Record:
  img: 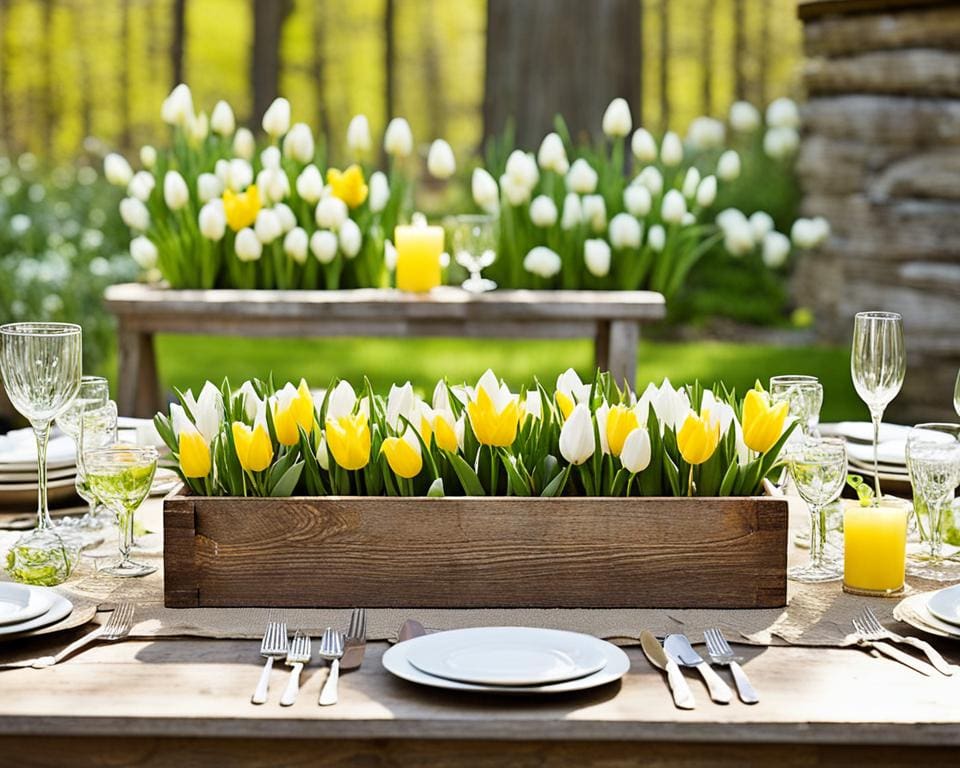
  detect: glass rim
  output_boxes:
[854,311,902,321]
[445,213,498,225]
[0,322,82,337]
[84,444,158,461]
[770,375,821,386]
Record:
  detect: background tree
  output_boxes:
[251,0,293,123]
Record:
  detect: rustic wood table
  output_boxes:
[103,283,666,417]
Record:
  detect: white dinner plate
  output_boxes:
[383,630,629,694]
[892,592,960,640]
[0,431,75,468]
[846,440,906,467]
[833,422,911,444]
[0,476,77,493]
[0,466,77,483]
[0,590,72,637]
[0,583,55,626]
[926,585,960,628]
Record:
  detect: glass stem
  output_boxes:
[33,420,53,530]
[809,504,825,569]
[928,501,944,564]
[117,507,133,567]
[870,408,884,502]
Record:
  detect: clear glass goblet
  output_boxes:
[73,400,119,534]
[770,375,823,439]
[448,214,498,293]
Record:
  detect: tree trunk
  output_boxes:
[41,0,55,155]
[312,0,329,143]
[758,0,770,107]
[75,0,93,143]
[384,0,395,121]
[171,0,186,89]
[733,0,747,101]
[251,0,293,124]
[483,0,643,148]
[658,0,669,131]
[119,0,132,150]
[700,0,716,116]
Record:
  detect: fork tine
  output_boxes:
[347,609,360,638]
[715,629,732,654]
[358,608,366,640]
[862,607,883,633]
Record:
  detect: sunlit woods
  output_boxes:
[0,0,801,161]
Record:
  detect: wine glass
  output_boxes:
[769,375,823,439]
[84,445,158,577]
[954,368,959,418]
[788,437,848,583]
[55,376,109,533]
[851,312,905,503]
[72,400,119,533]
[448,214,498,293]
[905,423,960,582]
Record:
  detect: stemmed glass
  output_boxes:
[55,376,109,533]
[72,400,119,534]
[788,437,848,583]
[851,312,905,502]
[769,375,823,439]
[448,214,498,293]
[905,423,960,581]
[954,369,960,418]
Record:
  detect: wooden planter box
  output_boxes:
[163,491,788,609]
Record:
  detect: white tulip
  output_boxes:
[197,173,223,203]
[324,380,358,421]
[188,111,209,143]
[764,127,799,159]
[198,200,226,241]
[716,207,749,232]
[183,382,224,445]
[584,238,611,277]
[791,217,829,249]
[623,184,652,217]
[647,379,691,432]
[537,132,568,174]
[648,224,666,253]
[346,114,372,155]
[682,167,701,199]
[339,218,362,258]
[368,171,390,213]
[104,153,133,186]
[161,83,194,127]
[762,231,791,268]
[384,117,414,157]
[811,216,831,244]
[729,100,760,132]
[128,171,155,202]
[565,158,598,194]
[236,381,261,421]
[315,195,349,230]
[529,195,558,228]
[631,128,657,163]
[695,175,717,208]
[620,428,652,473]
[273,203,296,233]
[254,208,282,244]
[661,189,687,224]
[163,171,189,210]
[766,97,800,129]
[310,229,338,264]
[559,403,595,466]
[256,167,290,203]
[609,213,642,249]
[386,382,417,429]
[296,164,324,203]
[119,197,150,230]
[315,433,330,470]
[139,145,157,170]
[523,246,562,278]
[748,211,774,242]
[261,146,281,170]
[283,227,309,264]
[130,236,158,270]
[427,139,456,179]
[261,97,291,138]
[384,238,398,271]
[471,168,499,214]
[687,116,725,150]
[210,100,235,136]
[602,97,632,138]
[582,194,606,233]
[636,166,663,196]
[523,390,543,420]
[225,158,253,192]
[723,218,755,256]
[500,173,532,206]
[235,227,262,262]
[556,368,591,407]
[505,149,539,191]
[283,123,315,163]
[660,131,683,166]
[232,127,255,160]
[560,192,583,230]
[682,212,696,227]
[716,149,741,181]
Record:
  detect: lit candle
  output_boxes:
[843,499,908,596]
[395,217,444,293]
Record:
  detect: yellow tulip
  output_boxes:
[742,389,789,453]
[433,411,461,452]
[555,390,575,421]
[272,380,315,446]
[381,429,422,479]
[232,421,274,472]
[325,412,371,471]
[677,408,720,465]
[327,165,368,209]
[467,386,520,447]
[606,404,639,457]
[178,430,211,478]
[222,184,262,231]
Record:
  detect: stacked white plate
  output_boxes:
[382,626,630,694]
[0,583,74,637]
[894,584,960,640]
[824,422,912,488]
[0,428,78,510]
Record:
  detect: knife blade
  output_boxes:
[397,619,427,643]
[640,630,695,710]
[664,634,732,704]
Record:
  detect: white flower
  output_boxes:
[471,168,499,214]
[224,158,253,192]
[273,203,296,233]
[500,173,531,206]
[235,227,262,262]
[324,380,358,421]
[749,211,774,241]
[523,246,562,278]
[718,209,755,256]
[130,236,158,270]
[631,128,657,163]
[235,381,261,421]
[565,158,598,194]
[762,231,791,268]
[556,368,591,407]
[729,100,760,132]
[198,200,226,241]
[602,97,632,137]
[384,239,397,271]
[161,83,193,127]
[609,213,642,249]
[119,197,149,230]
[647,379,691,431]
[282,123,315,163]
[385,382,417,429]
[104,153,133,186]
[283,227,309,264]
[505,150,539,191]
[682,167,701,199]
[139,145,157,170]
[188,112,209,143]
[163,171,189,210]
[262,97,291,138]
[368,171,390,213]
[764,127,800,159]
[210,100,235,136]
[559,404,595,465]
[197,173,223,203]
[315,195,349,230]
[661,189,687,224]
[636,166,663,196]
[529,195,558,228]
[811,216,831,243]
[537,132,568,173]
[620,428,652,473]
[254,208,282,244]
[426,139,456,179]
[584,238,611,277]
[346,114,372,155]
[682,212,696,226]
[696,175,717,208]
[232,128,255,160]
[261,146,282,170]
[582,194,607,233]
[256,167,290,204]
[561,193,583,230]
[648,224,666,253]
[624,184,652,217]
[310,230,338,264]
[339,218,362,258]
[182,382,224,445]
[766,97,800,129]
[716,149,741,181]
[296,164,324,203]
[660,131,683,166]
[686,116,725,150]
[791,217,830,249]
[128,171,155,202]
[384,117,413,157]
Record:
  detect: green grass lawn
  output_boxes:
[123,335,863,423]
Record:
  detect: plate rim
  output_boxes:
[0,583,55,626]
[926,585,960,628]
[0,589,72,636]
[893,592,960,639]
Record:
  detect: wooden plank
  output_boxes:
[166,495,788,609]
[163,495,199,608]
[799,0,955,22]
[605,320,639,391]
[802,95,960,146]
[805,49,960,98]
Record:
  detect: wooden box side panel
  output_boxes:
[163,495,199,607]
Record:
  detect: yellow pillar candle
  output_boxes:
[843,500,908,596]
[395,222,444,292]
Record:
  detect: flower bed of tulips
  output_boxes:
[154,369,794,499]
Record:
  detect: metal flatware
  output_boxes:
[640,630,695,710]
[251,620,288,705]
[664,634,732,704]
[704,628,758,704]
[341,608,367,671]
[852,617,937,677]
[31,602,134,669]
[279,631,312,707]
[397,619,427,643]
[858,607,955,677]
[317,626,345,706]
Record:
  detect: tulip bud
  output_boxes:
[636,166,663,196]
[560,192,583,230]
[763,127,799,159]
[695,175,717,208]
[368,171,390,213]
[427,139,456,179]
[762,230,791,268]
[722,216,755,256]
[161,83,194,127]
[128,170,155,202]
[104,153,133,186]
[602,97,632,138]
[504,149,539,192]
[310,229,338,264]
[523,246,562,278]
[139,145,157,170]
[686,116,725,150]
[119,197,150,231]
[582,194,606,233]
[623,184,651,217]
[273,203,296,233]
[716,149,741,181]
[339,218,362,258]
[529,195,558,228]
[261,146,282,170]
[254,208,282,244]
[729,100,760,132]
[384,117,414,157]
[811,216,831,244]
[559,403,595,466]
[130,236,158,270]
[648,224,666,253]
[261,97,291,138]
[565,158,598,194]
[346,114,372,155]
[316,432,330,470]
[661,189,687,224]
[631,128,657,163]
[163,171,188,211]
[232,127,255,160]
[749,211,774,242]
[255,167,290,204]
[499,174,529,206]
[537,132,568,174]
[315,195,348,230]
[384,238,398,271]
[791,217,829,249]
[296,165,325,204]
[283,123,315,163]
[283,227,309,264]
[609,213,642,249]
[197,173,223,203]
[210,100,235,136]
[660,131,683,166]
[620,428,652,473]
[471,168,500,214]
[682,167,701,199]
[766,97,800,129]
[198,200,227,241]
[235,227,262,262]
[584,238,611,277]
[225,158,253,192]
[188,111,209,143]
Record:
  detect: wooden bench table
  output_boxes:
[103,283,666,417]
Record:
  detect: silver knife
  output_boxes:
[640,630,695,710]
[858,639,936,677]
[665,634,732,704]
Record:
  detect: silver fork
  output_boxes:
[279,630,312,706]
[317,625,345,706]
[858,607,955,677]
[32,602,135,668]
[251,620,288,705]
[852,616,936,676]
[703,628,758,704]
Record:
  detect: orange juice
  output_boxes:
[395,224,444,292]
[843,500,908,595]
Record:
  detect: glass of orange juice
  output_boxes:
[842,498,908,596]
